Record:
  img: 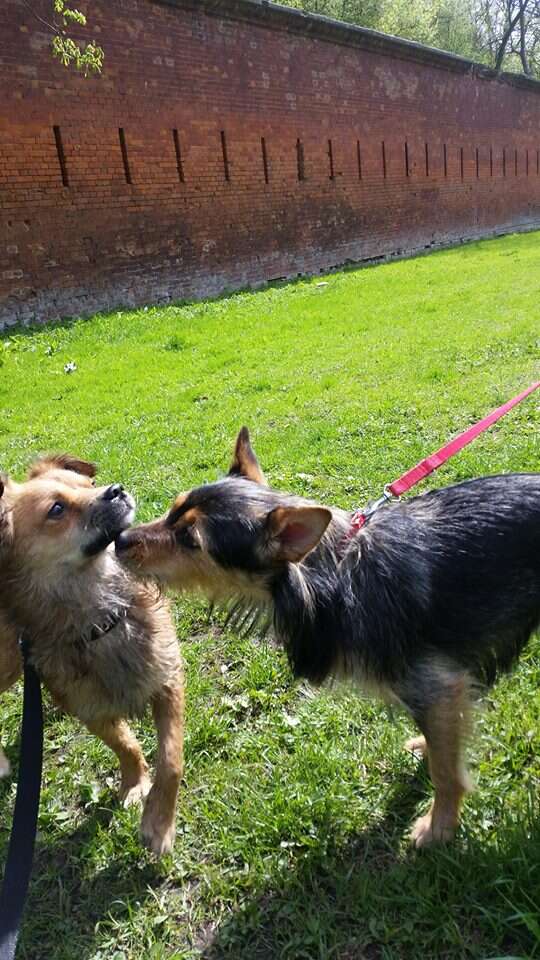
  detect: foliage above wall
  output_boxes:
[280,0,540,77]
[20,0,540,79]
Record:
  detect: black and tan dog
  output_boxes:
[0,454,183,856]
[116,428,540,847]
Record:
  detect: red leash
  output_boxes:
[348,380,540,535]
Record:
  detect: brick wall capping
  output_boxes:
[154,0,540,92]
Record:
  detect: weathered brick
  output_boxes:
[1,0,540,329]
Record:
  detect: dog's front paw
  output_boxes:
[0,748,11,779]
[404,736,427,758]
[140,808,176,857]
[119,775,152,808]
[410,809,456,848]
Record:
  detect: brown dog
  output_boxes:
[0,454,184,856]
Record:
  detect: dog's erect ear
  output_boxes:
[228,427,266,485]
[28,454,97,480]
[266,505,332,563]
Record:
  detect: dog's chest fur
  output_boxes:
[5,553,179,723]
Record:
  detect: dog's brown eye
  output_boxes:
[48,501,65,519]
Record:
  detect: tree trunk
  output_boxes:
[494,0,527,71]
[519,0,532,72]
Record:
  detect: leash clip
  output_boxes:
[348,484,397,536]
[361,484,397,522]
[365,484,396,518]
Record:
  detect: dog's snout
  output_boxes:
[115,530,135,554]
[102,483,125,501]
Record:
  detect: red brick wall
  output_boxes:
[2,0,540,328]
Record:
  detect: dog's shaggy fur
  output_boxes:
[0,454,184,856]
[117,429,540,847]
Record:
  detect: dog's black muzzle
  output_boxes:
[102,483,126,502]
[83,485,135,557]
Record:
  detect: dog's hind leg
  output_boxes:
[141,673,184,857]
[86,717,151,806]
[402,668,473,848]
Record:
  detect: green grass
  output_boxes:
[1,231,539,960]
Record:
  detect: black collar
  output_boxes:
[84,607,129,645]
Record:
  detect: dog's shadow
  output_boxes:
[199,768,427,959]
[200,766,540,960]
[2,756,539,959]
[1,761,427,960]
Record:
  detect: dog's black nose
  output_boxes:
[102,483,124,501]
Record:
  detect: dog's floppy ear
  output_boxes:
[266,505,331,563]
[228,427,266,485]
[28,454,97,480]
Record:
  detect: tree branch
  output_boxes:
[21,0,62,35]
[494,0,528,70]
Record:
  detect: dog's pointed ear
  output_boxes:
[228,427,266,485]
[266,505,331,563]
[28,454,97,480]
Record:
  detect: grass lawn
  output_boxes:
[1,230,539,960]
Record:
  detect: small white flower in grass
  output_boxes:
[283,713,300,728]
[64,361,77,373]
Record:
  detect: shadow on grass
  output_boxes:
[0,279,296,343]
[201,769,540,960]
[1,760,538,959]
[3,766,424,960]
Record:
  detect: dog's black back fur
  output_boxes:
[148,466,540,704]
[274,474,540,691]
[180,473,540,697]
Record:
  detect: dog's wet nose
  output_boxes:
[103,483,124,501]
[115,529,139,555]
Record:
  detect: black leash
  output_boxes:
[0,635,43,960]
